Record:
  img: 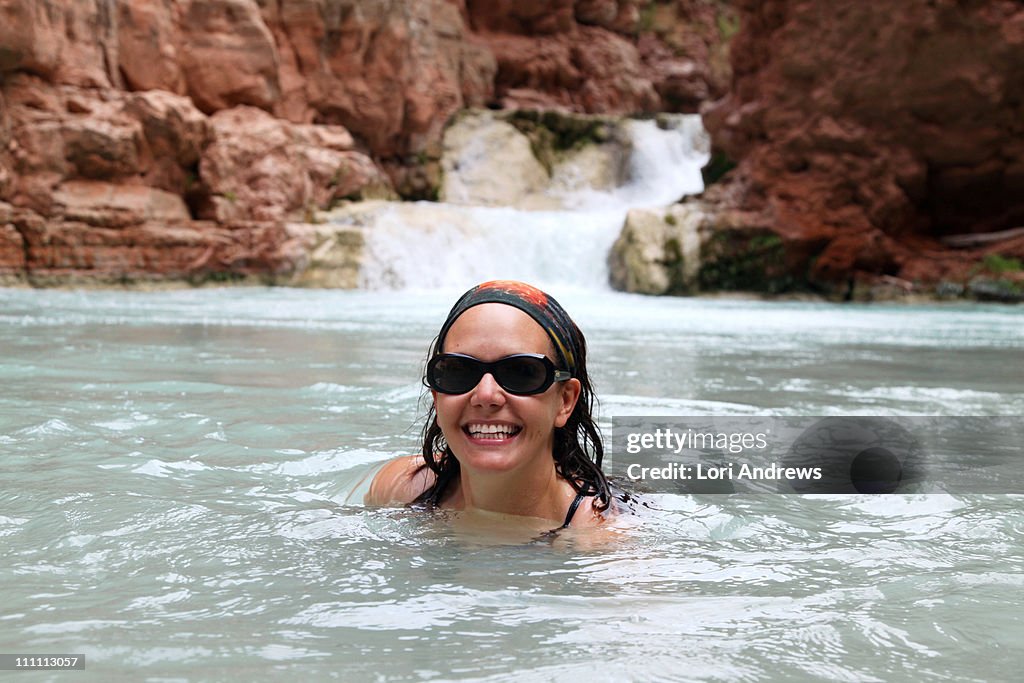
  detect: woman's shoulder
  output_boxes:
[575,483,639,525]
[365,455,436,506]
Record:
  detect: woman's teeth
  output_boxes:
[465,424,521,439]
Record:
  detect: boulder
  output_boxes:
[198,106,393,223]
[439,110,630,209]
[608,204,705,294]
[439,112,550,207]
[609,199,817,296]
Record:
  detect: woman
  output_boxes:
[367,280,612,528]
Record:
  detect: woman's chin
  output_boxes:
[458,454,522,474]
[453,437,525,472]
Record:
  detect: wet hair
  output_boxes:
[413,281,610,510]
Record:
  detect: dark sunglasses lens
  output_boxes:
[431,355,481,393]
[495,356,549,394]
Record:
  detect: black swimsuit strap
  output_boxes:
[561,490,588,528]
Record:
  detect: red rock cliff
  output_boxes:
[701,0,1024,298]
[7,0,1019,297]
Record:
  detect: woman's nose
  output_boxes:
[470,372,506,406]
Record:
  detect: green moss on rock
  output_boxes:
[662,235,693,295]
[504,110,616,174]
[701,151,736,187]
[982,253,1023,274]
[698,229,796,293]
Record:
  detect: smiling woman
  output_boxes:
[366,280,612,529]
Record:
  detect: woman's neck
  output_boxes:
[450,461,573,523]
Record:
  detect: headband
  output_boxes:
[436,280,578,374]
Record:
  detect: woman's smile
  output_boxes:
[462,421,523,442]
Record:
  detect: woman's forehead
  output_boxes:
[442,303,555,357]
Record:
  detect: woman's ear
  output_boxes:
[554,378,581,428]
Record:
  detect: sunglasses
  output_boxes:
[425,353,572,395]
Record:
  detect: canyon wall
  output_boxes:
[697,0,1024,299]
[0,0,728,285]
[3,0,1021,297]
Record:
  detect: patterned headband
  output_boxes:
[436,280,578,374]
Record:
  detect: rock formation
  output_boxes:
[696,0,1024,300]
[0,0,724,286]
[439,109,629,210]
[4,0,1020,299]
[0,73,389,285]
[466,0,730,114]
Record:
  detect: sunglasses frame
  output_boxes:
[425,352,572,396]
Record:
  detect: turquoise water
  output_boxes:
[1,286,1022,681]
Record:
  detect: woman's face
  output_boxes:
[433,303,581,476]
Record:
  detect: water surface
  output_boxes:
[2,287,1022,681]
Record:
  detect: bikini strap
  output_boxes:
[560,490,588,528]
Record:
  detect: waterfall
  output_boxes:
[331,113,710,291]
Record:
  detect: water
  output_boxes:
[1,287,1022,681]
[2,114,1022,680]
[355,116,709,290]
